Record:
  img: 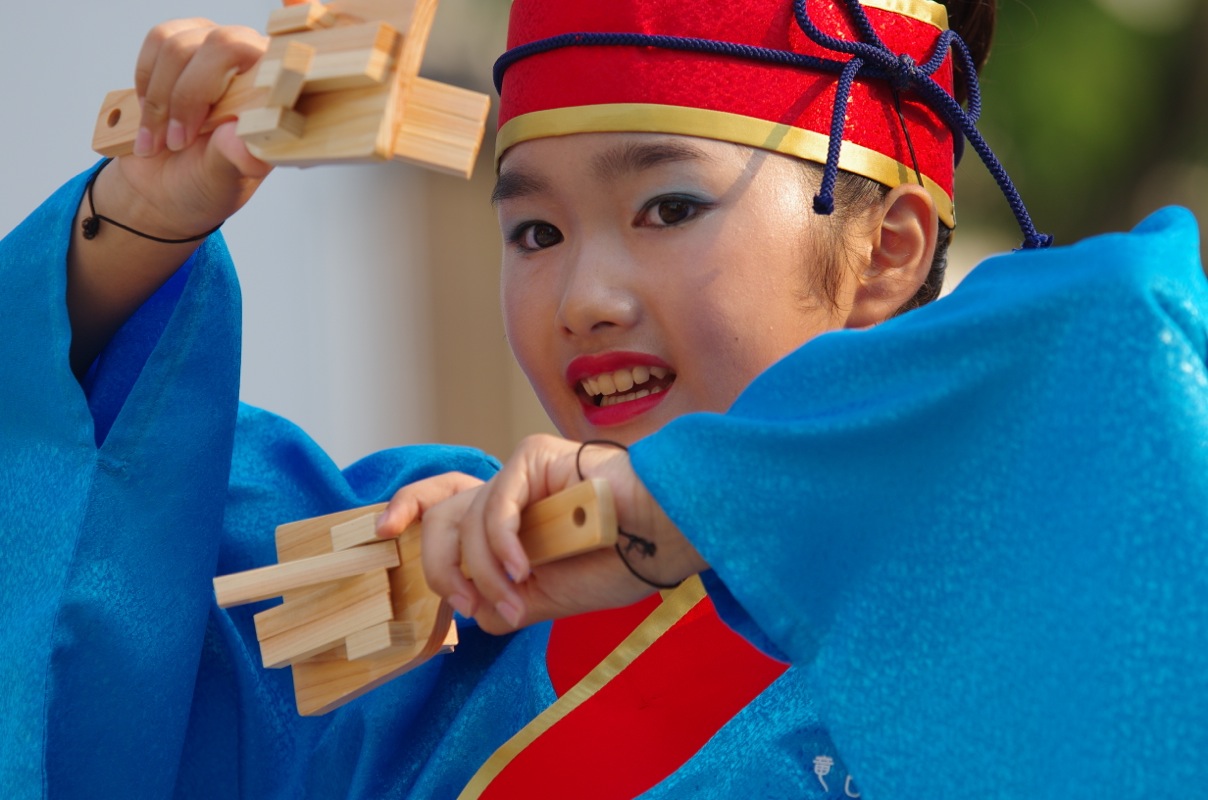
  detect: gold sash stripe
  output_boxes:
[458,577,708,799]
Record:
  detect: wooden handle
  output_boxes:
[213,479,619,607]
[515,478,619,568]
[91,72,266,158]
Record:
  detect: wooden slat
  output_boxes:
[265,40,315,108]
[276,502,388,562]
[253,569,390,641]
[344,620,419,660]
[256,22,400,94]
[236,106,307,147]
[330,512,381,552]
[393,77,490,177]
[213,539,399,608]
[259,589,394,668]
[266,1,338,35]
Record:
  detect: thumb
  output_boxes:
[208,121,272,180]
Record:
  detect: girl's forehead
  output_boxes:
[494,133,746,200]
[493,133,789,210]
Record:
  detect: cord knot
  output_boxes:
[891,53,918,91]
[792,0,1052,248]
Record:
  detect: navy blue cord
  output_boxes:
[494,0,1052,249]
[815,55,864,215]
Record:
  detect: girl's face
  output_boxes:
[496,133,861,445]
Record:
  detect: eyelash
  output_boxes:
[505,194,715,253]
[507,221,562,253]
[636,194,714,228]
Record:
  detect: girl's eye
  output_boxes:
[511,222,564,251]
[637,196,709,228]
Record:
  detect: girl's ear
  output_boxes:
[844,184,939,328]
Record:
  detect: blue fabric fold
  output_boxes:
[632,206,1208,798]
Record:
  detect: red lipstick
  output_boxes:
[567,352,674,428]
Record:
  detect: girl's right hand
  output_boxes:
[104,18,273,240]
[67,11,297,374]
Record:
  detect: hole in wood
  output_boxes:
[573,507,586,527]
[107,108,122,128]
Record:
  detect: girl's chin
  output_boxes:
[563,405,671,446]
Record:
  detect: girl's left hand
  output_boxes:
[417,435,709,634]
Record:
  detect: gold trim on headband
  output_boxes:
[497,104,955,227]
[457,578,708,800]
[861,0,949,31]
[501,0,950,32]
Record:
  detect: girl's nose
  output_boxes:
[555,241,641,338]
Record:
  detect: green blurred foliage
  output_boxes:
[959,0,1208,250]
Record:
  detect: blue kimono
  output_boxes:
[633,206,1208,798]
[0,166,846,799]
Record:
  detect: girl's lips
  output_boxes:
[579,388,670,427]
[567,351,675,428]
[566,351,672,383]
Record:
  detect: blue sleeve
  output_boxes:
[0,163,242,799]
[630,207,1208,798]
[0,166,525,800]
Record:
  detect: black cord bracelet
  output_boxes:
[81,158,222,244]
[576,439,684,591]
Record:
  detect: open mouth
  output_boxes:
[579,365,676,407]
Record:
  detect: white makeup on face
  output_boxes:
[495,133,858,445]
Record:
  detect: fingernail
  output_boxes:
[166,120,185,152]
[505,560,528,583]
[495,599,523,628]
[449,594,473,618]
[133,127,153,157]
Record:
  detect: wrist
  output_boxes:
[584,443,707,589]
[91,158,223,242]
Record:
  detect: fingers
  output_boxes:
[479,457,536,584]
[205,121,272,182]
[424,486,524,625]
[459,484,528,625]
[418,434,687,634]
[134,20,267,157]
[422,435,578,628]
[135,19,213,156]
[420,489,485,619]
[376,472,484,538]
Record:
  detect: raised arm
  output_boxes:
[66,19,272,374]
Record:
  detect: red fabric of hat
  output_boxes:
[496,0,958,225]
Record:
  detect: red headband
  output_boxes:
[496,0,958,226]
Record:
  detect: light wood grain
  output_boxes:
[213,539,399,607]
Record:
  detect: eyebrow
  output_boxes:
[491,170,550,205]
[491,139,714,205]
[590,139,714,184]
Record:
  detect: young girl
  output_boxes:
[2,2,1203,800]
[401,2,1208,798]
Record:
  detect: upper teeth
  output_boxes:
[581,366,668,397]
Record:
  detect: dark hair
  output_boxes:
[812,0,996,315]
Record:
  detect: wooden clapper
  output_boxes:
[92,0,490,177]
[212,480,618,715]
